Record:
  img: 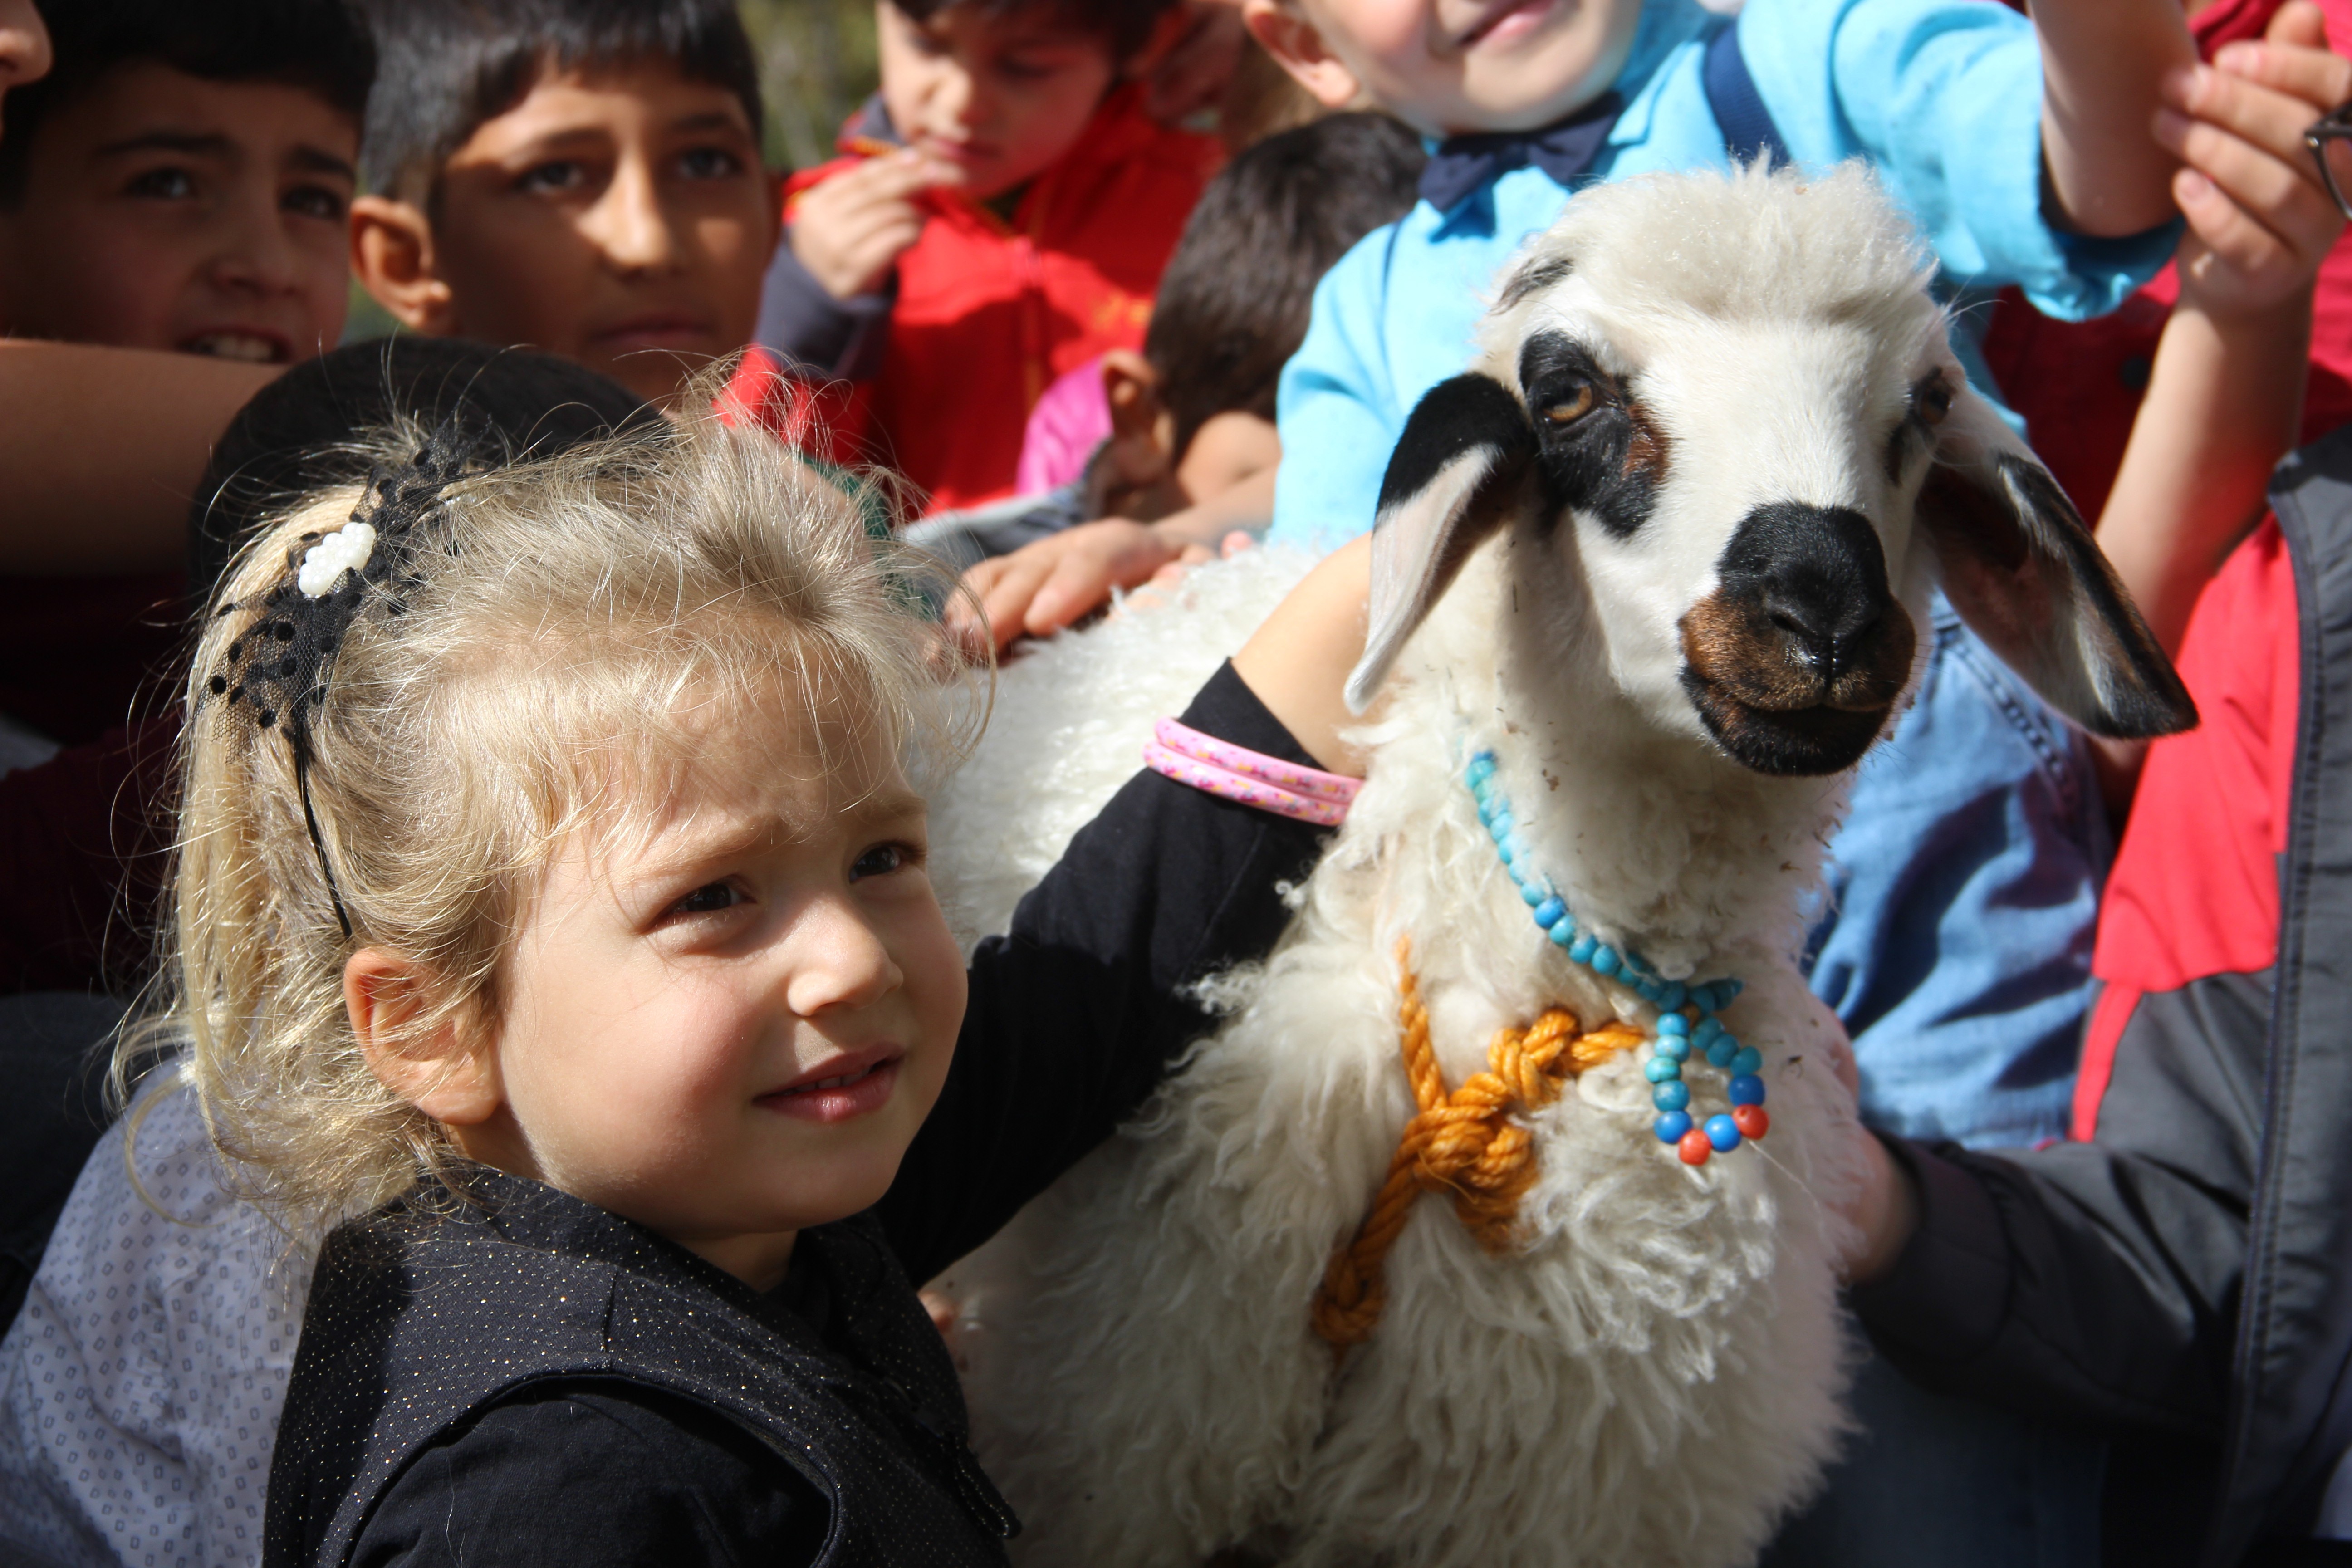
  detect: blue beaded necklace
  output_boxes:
[1465,750,1769,1165]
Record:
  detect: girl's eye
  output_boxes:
[671,882,744,917]
[126,167,198,201]
[282,183,348,221]
[676,146,743,180]
[850,843,912,882]
[517,160,588,194]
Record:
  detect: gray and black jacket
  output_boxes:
[1852,426,2352,1567]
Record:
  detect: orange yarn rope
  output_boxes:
[1309,937,1646,1352]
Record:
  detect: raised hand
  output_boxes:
[2155,0,2352,316]
[787,149,960,301]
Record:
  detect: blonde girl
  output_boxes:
[166,406,1365,1568]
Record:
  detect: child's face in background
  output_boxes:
[0,0,49,123]
[455,692,965,1291]
[362,61,774,407]
[0,62,354,361]
[876,1,1121,201]
[1250,0,1642,136]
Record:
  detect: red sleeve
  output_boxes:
[2072,519,2299,1137]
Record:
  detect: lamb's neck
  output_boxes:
[1478,628,1851,982]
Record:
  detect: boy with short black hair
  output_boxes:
[348,0,777,409]
[0,0,369,367]
[0,0,369,756]
[755,0,1222,514]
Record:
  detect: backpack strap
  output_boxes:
[1702,19,1790,169]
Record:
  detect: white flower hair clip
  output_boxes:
[295,521,378,598]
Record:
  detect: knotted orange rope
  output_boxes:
[1309,937,1646,1352]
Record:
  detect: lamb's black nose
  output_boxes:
[1718,503,1892,682]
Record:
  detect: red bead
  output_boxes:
[1732,1105,1770,1140]
[1677,1129,1713,1166]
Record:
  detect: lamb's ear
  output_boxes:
[1344,372,1536,711]
[1917,383,2196,740]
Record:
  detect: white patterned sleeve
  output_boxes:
[0,1070,313,1568]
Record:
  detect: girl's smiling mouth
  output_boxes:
[756,1047,905,1124]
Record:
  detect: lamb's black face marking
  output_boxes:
[1516,330,1661,538]
[1375,372,1535,515]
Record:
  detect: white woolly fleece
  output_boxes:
[922,167,2047,1568]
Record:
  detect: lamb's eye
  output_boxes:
[1542,384,1597,426]
[1913,375,1954,426]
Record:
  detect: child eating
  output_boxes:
[928,108,1423,597]
[755,0,1221,513]
[186,405,1367,1562]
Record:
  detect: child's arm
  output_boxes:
[0,341,277,573]
[884,543,1370,1279]
[2097,4,2352,658]
[947,469,1277,654]
[2034,0,2198,237]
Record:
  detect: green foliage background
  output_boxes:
[739,0,883,174]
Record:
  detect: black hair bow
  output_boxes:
[204,422,475,938]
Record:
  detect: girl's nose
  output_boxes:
[783,896,903,1019]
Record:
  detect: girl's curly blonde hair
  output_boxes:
[146,407,975,1228]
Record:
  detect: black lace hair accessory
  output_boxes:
[203,422,474,940]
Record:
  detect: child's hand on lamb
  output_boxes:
[2154,0,2352,318]
[789,148,961,301]
[1112,529,1258,618]
[950,517,1189,653]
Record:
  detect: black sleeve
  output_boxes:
[353,1383,829,1568]
[1850,970,2268,1436]
[755,235,895,383]
[880,662,1331,1282]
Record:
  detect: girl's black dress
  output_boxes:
[261,665,1329,1568]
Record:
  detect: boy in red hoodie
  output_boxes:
[754,0,1221,514]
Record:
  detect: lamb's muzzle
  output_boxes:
[1679,501,1918,774]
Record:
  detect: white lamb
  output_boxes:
[930,164,2194,1568]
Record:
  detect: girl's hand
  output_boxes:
[788,150,959,301]
[2155,2,2352,318]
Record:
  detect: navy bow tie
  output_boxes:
[1417,93,1626,216]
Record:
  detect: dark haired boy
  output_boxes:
[0,0,369,757]
[922,111,1423,590]
[348,0,777,408]
[0,0,369,365]
[754,0,1221,514]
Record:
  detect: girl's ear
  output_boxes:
[344,947,501,1126]
[349,196,456,337]
[1241,0,1368,109]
